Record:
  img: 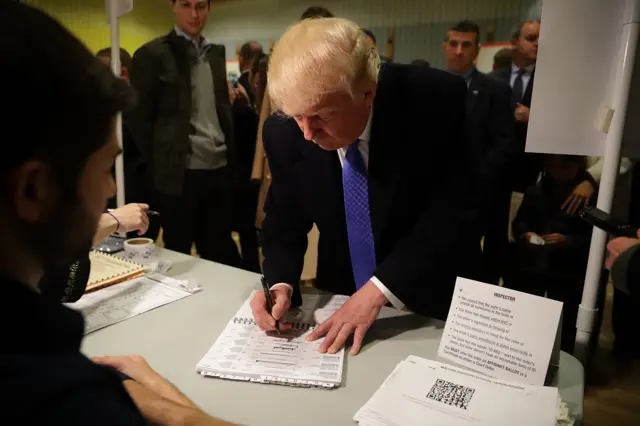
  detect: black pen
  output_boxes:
[261,276,281,335]
[146,210,160,217]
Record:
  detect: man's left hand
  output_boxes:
[515,103,530,123]
[306,281,387,356]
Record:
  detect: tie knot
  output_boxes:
[516,68,526,77]
[345,139,366,174]
[347,139,361,155]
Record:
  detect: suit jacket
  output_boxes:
[261,64,481,319]
[237,70,255,106]
[465,70,517,192]
[129,30,237,196]
[490,66,541,192]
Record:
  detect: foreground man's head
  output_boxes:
[0,2,133,290]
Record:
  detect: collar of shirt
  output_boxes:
[511,63,535,76]
[337,107,373,171]
[462,67,476,87]
[174,26,212,55]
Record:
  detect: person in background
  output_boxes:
[96,47,133,81]
[362,28,376,48]
[96,47,161,241]
[41,203,150,304]
[237,41,263,105]
[410,59,431,67]
[130,0,242,267]
[509,155,595,353]
[442,20,516,285]
[607,230,640,307]
[492,47,513,71]
[251,17,480,355]
[300,5,334,20]
[0,3,233,424]
[491,20,542,194]
[232,46,264,272]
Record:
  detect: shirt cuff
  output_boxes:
[269,283,293,294]
[370,276,405,309]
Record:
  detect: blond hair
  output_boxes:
[268,17,380,116]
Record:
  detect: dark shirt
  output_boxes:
[512,171,596,277]
[0,276,146,425]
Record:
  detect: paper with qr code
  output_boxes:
[354,356,558,426]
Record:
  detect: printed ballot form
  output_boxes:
[354,356,559,426]
[438,278,563,385]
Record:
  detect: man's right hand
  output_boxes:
[250,285,293,332]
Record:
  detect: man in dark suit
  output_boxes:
[490,19,541,194]
[250,17,481,355]
[237,41,263,106]
[442,20,516,285]
[130,0,241,267]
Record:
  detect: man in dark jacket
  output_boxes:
[0,3,231,424]
[442,20,517,285]
[130,0,241,267]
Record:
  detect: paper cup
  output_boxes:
[124,237,156,264]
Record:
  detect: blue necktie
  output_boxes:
[342,140,377,290]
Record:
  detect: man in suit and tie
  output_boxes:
[490,19,541,193]
[250,18,481,355]
[442,20,516,285]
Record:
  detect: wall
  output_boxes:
[26,0,535,67]
[27,0,175,55]
[206,0,537,67]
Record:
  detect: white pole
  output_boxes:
[574,0,640,363]
[108,0,126,208]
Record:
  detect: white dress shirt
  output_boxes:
[509,63,535,95]
[271,109,405,310]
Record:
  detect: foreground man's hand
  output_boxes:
[93,355,195,408]
[124,380,235,426]
[307,281,387,355]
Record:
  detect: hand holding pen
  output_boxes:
[251,277,293,334]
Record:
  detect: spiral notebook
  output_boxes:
[196,290,349,389]
[86,250,146,293]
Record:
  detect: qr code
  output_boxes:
[426,379,475,410]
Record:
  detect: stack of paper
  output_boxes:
[354,356,559,426]
[67,275,198,334]
[196,291,349,389]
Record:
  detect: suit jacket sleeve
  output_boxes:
[372,74,480,314]
[129,45,158,161]
[479,79,517,183]
[260,118,313,307]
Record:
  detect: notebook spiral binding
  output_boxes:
[199,370,337,389]
[232,316,313,331]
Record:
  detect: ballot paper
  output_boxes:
[196,291,349,389]
[67,275,198,334]
[354,356,559,426]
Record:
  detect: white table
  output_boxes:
[82,248,584,425]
